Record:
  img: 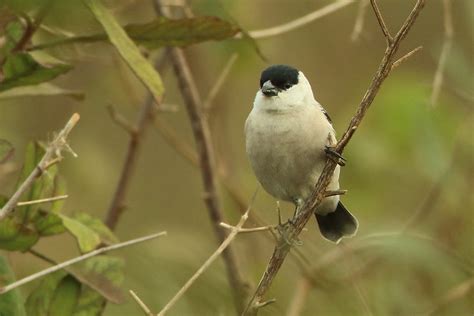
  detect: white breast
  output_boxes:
[245,102,340,214]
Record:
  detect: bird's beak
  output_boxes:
[261,80,278,97]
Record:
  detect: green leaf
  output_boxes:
[16,142,59,222]
[0,20,22,58]
[60,212,118,253]
[0,139,14,164]
[0,256,27,316]
[34,211,66,236]
[60,215,101,253]
[73,213,118,245]
[25,270,68,316]
[0,53,72,92]
[124,16,240,49]
[25,257,124,316]
[69,255,125,305]
[49,275,81,316]
[50,175,67,213]
[32,16,240,51]
[0,82,84,101]
[81,0,164,102]
[0,217,39,251]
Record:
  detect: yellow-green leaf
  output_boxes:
[82,0,164,102]
[49,276,81,316]
[60,212,118,253]
[0,217,39,251]
[60,214,101,253]
[34,211,66,236]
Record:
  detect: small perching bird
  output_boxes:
[245,64,358,243]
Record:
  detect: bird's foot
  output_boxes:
[325,146,346,166]
[276,218,303,246]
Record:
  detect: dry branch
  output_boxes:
[17,194,68,206]
[243,1,425,314]
[154,2,252,313]
[0,231,167,295]
[104,54,168,230]
[240,0,356,39]
[0,113,80,221]
[167,47,251,314]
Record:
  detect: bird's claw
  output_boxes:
[325,146,346,166]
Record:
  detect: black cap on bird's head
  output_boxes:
[260,64,299,97]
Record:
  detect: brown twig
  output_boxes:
[11,0,53,53]
[369,0,392,43]
[0,113,80,221]
[391,45,423,70]
[243,1,425,314]
[283,121,469,315]
[104,54,168,230]
[0,231,167,295]
[430,0,453,107]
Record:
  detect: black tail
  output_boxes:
[315,202,358,243]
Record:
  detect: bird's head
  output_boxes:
[256,64,315,110]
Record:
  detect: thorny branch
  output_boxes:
[0,113,80,221]
[243,1,426,314]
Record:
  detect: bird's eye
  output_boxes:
[284,83,292,89]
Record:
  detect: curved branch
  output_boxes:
[237,0,355,39]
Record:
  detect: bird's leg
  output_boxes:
[274,199,303,247]
[325,145,346,167]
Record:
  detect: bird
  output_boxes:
[245,64,358,243]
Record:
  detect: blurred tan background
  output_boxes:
[1,0,473,315]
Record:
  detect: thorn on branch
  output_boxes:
[255,298,276,309]
[391,46,423,71]
[324,190,348,198]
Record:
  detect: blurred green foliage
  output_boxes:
[0,0,472,315]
